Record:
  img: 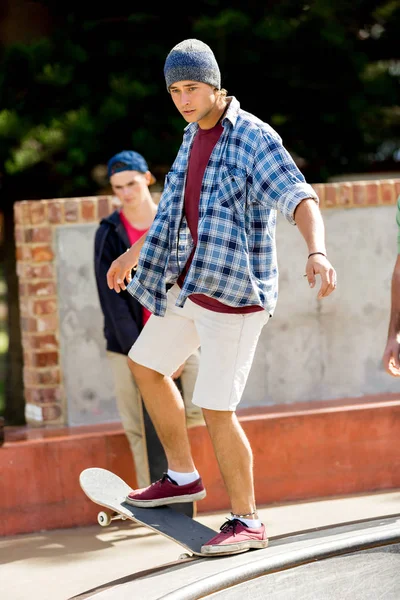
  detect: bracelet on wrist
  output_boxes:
[308,252,327,259]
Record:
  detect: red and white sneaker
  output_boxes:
[125,473,206,507]
[201,518,268,555]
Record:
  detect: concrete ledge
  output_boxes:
[77,515,400,600]
[2,394,400,536]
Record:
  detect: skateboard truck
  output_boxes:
[97,510,127,527]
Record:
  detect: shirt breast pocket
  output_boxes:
[217,165,248,214]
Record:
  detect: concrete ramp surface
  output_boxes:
[71,514,400,600]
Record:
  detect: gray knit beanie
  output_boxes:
[164,39,221,90]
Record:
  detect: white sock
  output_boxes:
[232,516,262,528]
[167,469,200,486]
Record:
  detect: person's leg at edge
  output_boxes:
[124,358,207,506]
[130,359,195,473]
[192,307,270,555]
[203,408,256,520]
[200,407,268,555]
[122,285,206,507]
[122,285,206,506]
[201,409,268,556]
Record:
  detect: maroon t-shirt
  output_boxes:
[177,122,263,314]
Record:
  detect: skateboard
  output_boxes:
[141,376,196,518]
[79,467,217,558]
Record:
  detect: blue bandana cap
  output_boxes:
[107,150,155,184]
[164,39,221,91]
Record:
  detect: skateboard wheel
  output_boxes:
[97,511,112,527]
[179,552,192,560]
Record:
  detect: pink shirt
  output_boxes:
[119,210,152,325]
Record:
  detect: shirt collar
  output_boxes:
[183,96,240,136]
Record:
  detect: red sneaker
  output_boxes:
[201,518,268,555]
[125,473,206,507]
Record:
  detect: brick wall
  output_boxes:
[13,180,400,426]
[14,193,162,425]
[313,180,400,207]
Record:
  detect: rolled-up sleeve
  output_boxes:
[251,130,319,225]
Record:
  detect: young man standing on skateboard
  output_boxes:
[106,39,337,556]
[382,194,400,377]
[94,150,203,489]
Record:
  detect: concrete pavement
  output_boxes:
[2,489,400,600]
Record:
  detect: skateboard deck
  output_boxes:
[79,467,217,557]
[141,376,196,518]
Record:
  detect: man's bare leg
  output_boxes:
[129,358,195,472]
[203,408,257,519]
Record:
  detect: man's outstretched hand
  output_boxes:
[382,337,400,377]
[305,254,337,299]
[107,250,136,293]
[171,362,185,380]
[107,233,147,293]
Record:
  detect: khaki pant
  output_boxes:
[107,349,203,488]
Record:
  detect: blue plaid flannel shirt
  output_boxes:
[127,96,318,317]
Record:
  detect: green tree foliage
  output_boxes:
[0,1,399,423]
[0,1,399,200]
